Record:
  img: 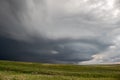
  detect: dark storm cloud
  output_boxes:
[0,0,120,64]
[0,36,111,64]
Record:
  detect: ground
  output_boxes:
[0,60,119,80]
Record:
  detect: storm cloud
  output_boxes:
[0,0,120,64]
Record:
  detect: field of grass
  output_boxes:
[0,60,119,80]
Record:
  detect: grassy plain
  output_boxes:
[0,60,119,80]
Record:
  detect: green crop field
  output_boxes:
[0,60,119,80]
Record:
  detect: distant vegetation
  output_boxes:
[0,60,119,80]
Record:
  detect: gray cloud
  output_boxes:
[0,0,120,64]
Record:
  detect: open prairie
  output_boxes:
[0,60,119,80]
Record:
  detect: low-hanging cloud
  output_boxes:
[0,0,120,64]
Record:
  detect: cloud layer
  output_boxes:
[0,0,120,64]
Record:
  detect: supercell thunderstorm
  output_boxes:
[0,0,120,64]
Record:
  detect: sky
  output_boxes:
[0,0,120,64]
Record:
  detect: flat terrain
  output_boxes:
[0,60,119,80]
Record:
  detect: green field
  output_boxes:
[0,60,119,80]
